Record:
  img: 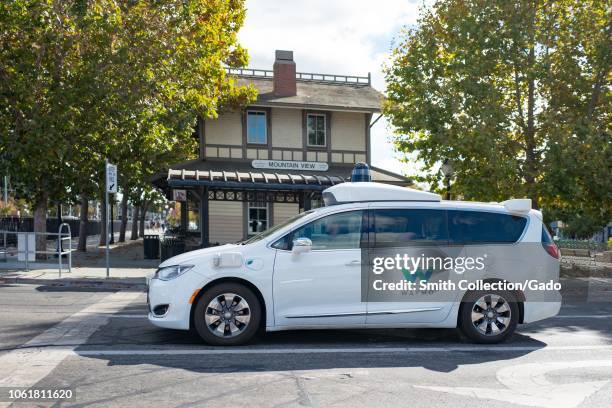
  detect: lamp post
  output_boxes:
[440,159,453,200]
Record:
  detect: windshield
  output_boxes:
[240,209,316,245]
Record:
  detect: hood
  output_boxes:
[158,243,239,267]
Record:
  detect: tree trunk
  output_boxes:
[99,196,107,246]
[139,201,149,237]
[77,194,88,251]
[33,194,48,260]
[118,194,128,242]
[130,205,140,240]
[524,45,538,209]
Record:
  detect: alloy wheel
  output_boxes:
[470,294,512,336]
[204,293,251,338]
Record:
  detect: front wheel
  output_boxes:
[459,290,519,344]
[193,283,262,346]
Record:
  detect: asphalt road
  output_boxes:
[0,282,611,408]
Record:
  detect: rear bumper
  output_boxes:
[522,292,562,323]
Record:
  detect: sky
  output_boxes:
[238,0,433,177]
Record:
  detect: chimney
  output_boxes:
[273,50,296,97]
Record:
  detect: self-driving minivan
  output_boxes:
[148,182,561,345]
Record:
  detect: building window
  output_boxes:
[307,113,326,147]
[247,202,268,235]
[246,111,267,144]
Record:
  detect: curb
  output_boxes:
[0,276,146,290]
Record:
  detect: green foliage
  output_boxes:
[384,0,610,235]
[0,0,255,211]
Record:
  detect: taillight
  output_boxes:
[543,242,559,259]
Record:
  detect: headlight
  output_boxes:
[154,265,194,281]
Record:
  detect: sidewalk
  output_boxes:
[0,267,150,289]
[0,233,160,289]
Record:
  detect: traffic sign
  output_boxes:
[106,163,117,193]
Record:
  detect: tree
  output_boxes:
[384,0,610,236]
[0,1,255,255]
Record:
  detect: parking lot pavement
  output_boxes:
[0,283,611,408]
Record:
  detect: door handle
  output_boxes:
[345,260,362,266]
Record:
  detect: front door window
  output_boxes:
[292,210,363,250]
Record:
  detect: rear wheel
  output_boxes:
[193,283,261,346]
[459,290,518,344]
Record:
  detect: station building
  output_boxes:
[153,50,411,248]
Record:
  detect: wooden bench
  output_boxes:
[560,248,592,258]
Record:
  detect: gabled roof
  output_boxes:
[234,77,383,112]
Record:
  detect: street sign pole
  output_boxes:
[105,160,110,278]
[104,160,117,278]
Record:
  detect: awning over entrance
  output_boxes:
[167,168,345,191]
[151,159,411,248]
[154,160,411,192]
[165,168,346,205]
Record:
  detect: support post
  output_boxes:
[105,160,110,278]
[199,187,209,248]
[304,193,312,211]
[109,198,114,244]
[180,197,188,236]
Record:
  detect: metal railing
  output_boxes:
[225,67,371,86]
[0,223,72,276]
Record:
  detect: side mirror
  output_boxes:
[292,237,312,254]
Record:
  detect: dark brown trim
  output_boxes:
[198,116,206,159]
[242,201,248,239]
[365,112,372,164]
[205,143,244,148]
[330,149,367,154]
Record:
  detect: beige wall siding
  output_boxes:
[274,203,299,225]
[209,201,243,244]
[205,112,242,146]
[331,112,366,151]
[271,108,301,148]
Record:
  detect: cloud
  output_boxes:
[238,0,432,177]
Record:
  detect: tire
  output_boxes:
[459,290,519,344]
[193,283,262,346]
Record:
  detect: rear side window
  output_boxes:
[448,210,527,244]
[372,209,448,247]
[541,225,554,244]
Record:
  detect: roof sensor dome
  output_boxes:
[351,162,371,182]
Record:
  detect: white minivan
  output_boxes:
[148,182,561,345]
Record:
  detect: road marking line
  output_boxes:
[0,291,141,407]
[70,344,612,356]
[553,314,612,319]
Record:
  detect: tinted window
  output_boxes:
[448,210,527,243]
[372,209,448,247]
[292,211,363,250]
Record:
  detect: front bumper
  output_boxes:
[147,276,193,330]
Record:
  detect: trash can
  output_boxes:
[160,237,185,262]
[143,234,160,259]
